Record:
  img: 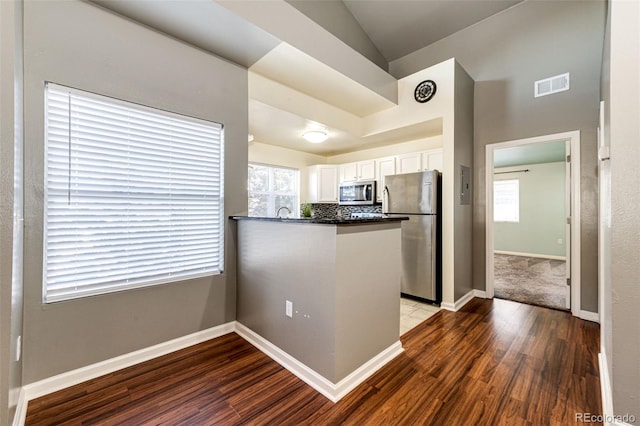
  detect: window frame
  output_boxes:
[248,162,299,218]
[43,82,225,303]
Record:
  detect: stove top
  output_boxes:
[349,212,385,219]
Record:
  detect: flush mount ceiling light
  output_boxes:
[302,129,328,144]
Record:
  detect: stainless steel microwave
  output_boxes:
[338,181,376,205]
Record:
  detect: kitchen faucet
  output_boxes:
[276,206,291,218]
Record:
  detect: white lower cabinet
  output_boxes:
[307,165,338,203]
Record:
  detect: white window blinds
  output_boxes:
[493,179,520,222]
[44,83,224,303]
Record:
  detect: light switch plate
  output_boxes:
[285,300,293,318]
[460,165,471,205]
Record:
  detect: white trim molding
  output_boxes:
[12,389,27,426]
[578,310,600,323]
[599,352,634,426]
[14,322,236,426]
[485,131,582,317]
[14,320,405,425]
[441,290,487,312]
[235,322,403,403]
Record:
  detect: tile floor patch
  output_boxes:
[400,298,440,335]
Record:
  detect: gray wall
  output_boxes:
[391,0,605,312]
[453,62,474,300]
[494,162,566,257]
[0,0,24,423]
[286,0,387,71]
[22,0,247,384]
[604,0,640,421]
[236,220,400,383]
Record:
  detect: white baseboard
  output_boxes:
[600,352,614,421]
[235,322,403,403]
[14,322,236,426]
[494,250,566,261]
[441,289,486,312]
[578,310,600,323]
[473,289,487,299]
[12,388,27,426]
[599,352,634,426]
[15,320,404,424]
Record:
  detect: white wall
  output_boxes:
[602,0,640,420]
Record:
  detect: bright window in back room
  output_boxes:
[494,179,520,222]
[44,83,225,303]
[248,163,299,217]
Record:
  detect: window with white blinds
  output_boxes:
[44,83,224,303]
[493,179,520,223]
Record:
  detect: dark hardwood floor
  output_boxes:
[26,298,601,425]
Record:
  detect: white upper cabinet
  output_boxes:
[307,165,338,203]
[340,160,375,182]
[396,149,443,174]
[340,162,358,182]
[358,159,376,181]
[421,149,443,172]
[307,148,442,203]
[396,152,422,174]
[375,157,396,202]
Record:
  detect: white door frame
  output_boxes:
[485,130,581,317]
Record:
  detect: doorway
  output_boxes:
[486,131,581,315]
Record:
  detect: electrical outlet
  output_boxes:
[16,336,21,362]
[557,238,563,245]
[285,300,293,318]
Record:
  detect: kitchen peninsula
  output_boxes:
[231,216,406,402]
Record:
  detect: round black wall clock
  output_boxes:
[414,80,437,103]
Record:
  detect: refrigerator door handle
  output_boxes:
[383,185,389,213]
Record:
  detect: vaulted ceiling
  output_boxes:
[342,0,522,62]
[89,0,523,155]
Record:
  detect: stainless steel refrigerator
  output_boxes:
[383,170,441,303]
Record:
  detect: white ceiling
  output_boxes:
[250,99,442,155]
[343,0,523,62]
[89,0,522,156]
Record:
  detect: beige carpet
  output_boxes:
[493,253,568,310]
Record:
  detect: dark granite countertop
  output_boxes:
[230,216,408,225]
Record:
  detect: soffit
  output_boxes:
[89,0,279,68]
[250,43,397,118]
[250,99,442,156]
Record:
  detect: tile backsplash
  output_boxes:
[300,203,383,219]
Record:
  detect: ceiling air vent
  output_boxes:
[534,72,570,98]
